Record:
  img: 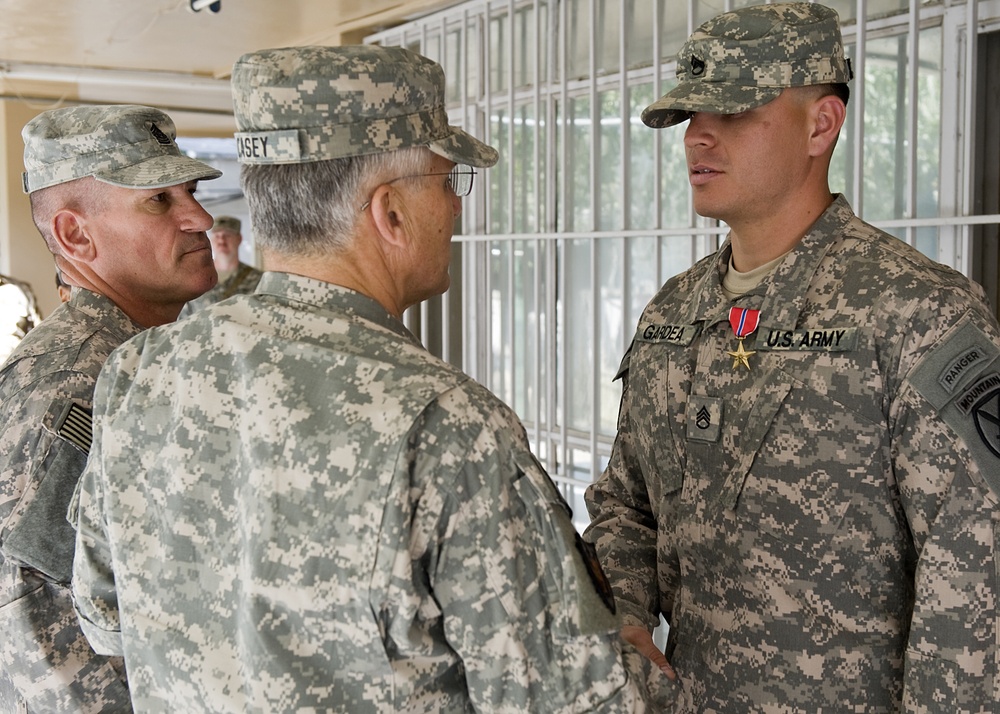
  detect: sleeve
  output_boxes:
[582,345,667,632]
[70,349,137,657]
[1,398,92,584]
[892,297,1000,712]
[417,388,661,712]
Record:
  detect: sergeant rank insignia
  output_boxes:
[727,306,760,371]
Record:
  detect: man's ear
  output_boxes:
[808,94,847,158]
[369,185,411,251]
[51,209,96,262]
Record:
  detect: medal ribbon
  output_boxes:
[728,306,760,339]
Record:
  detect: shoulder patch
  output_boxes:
[961,375,1000,459]
[634,321,701,346]
[911,319,1000,411]
[56,402,93,454]
[910,316,1000,495]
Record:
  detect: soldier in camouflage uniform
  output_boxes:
[0,104,221,712]
[179,215,262,317]
[585,3,1000,712]
[72,46,664,712]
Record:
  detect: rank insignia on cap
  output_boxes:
[148,122,173,145]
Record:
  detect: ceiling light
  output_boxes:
[189,0,221,13]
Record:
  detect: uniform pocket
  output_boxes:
[731,369,883,557]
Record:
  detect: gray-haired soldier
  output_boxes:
[0,105,220,712]
[585,3,1000,712]
[72,46,661,712]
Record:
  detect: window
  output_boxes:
[368,0,1000,529]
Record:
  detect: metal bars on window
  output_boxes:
[368,0,1000,526]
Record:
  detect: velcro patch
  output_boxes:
[235,130,301,163]
[635,321,700,346]
[687,395,723,443]
[56,402,93,454]
[910,316,1000,496]
[754,327,858,352]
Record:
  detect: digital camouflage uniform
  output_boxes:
[585,196,1000,712]
[0,103,221,712]
[73,45,662,712]
[179,261,263,317]
[0,289,140,713]
[74,273,650,712]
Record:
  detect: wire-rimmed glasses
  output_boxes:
[360,164,476,212]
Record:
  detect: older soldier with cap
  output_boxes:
[0,104,220,712]
[180,215,262,316]
[585,3,1000,712]
[72,46,662,712]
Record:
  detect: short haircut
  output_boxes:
[29,177,110,253]
[241,147,432,256]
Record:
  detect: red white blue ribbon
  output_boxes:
[728,306,760,339]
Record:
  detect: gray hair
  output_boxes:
[240,147,433,256]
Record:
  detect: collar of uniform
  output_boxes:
[253,271,420,345]
[756,193,853,330]
[683,194,852,332]
[67,288,145,343]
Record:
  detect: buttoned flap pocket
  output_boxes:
[510,450,619,639]
[728,366,883,558]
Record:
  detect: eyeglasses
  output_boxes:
[360,164,477,212]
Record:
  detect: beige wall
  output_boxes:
[0,100,58,317]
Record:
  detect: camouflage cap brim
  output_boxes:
[641,83,783,129]
[93,154,222,190]
[427,127,499,169]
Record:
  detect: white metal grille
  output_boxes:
[368,0,1000,526]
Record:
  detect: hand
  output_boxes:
[621,625,676,680]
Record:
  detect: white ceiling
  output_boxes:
[0,0,455,134]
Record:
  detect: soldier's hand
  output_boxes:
[621,625,676,680]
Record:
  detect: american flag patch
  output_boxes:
[57,402,93,454]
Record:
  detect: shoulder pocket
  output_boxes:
[0,400,90,582]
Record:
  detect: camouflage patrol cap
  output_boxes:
[212,215,241,233]
[642,2,853,129]
[22,104,222,194]
[230,45,499,168]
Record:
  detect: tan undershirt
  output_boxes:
[721,251,789,300]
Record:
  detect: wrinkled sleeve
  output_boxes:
[71,344,141,658]
[416,387,660,712]
[892,296,1000,712]
[583,347,665,632]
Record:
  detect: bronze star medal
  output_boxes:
[727,306,760,371]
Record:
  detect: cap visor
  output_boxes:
[428,127,499,168]
[95,154,222,189]
[641,83,782,128]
